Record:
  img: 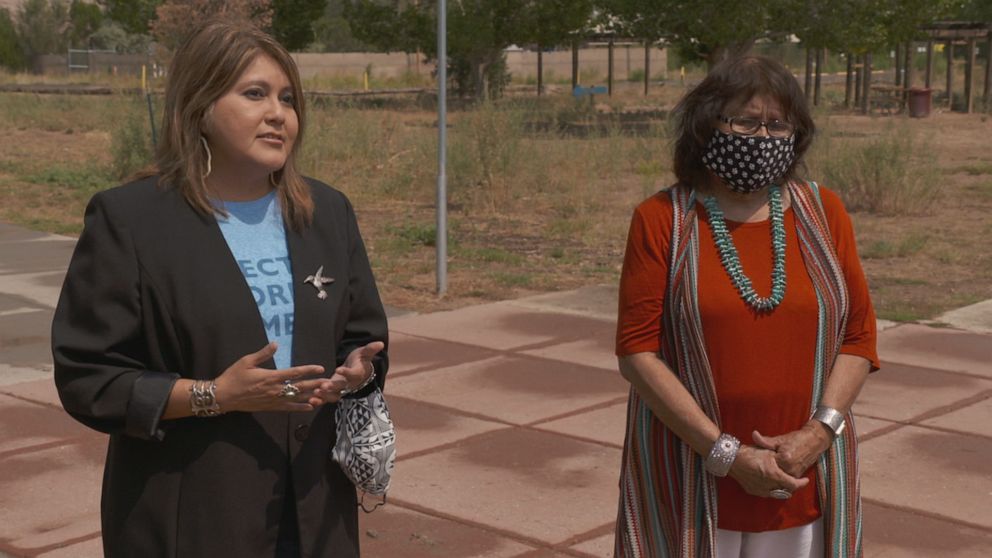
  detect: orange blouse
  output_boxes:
[615,186,879,532]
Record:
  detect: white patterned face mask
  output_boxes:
[701,129,795,193]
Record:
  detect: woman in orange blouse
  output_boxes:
[614,56,878,558]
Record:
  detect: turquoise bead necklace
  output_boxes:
[701,184,787,312]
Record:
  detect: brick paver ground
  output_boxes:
[1,223,989,557]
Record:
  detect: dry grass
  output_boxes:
[0,83,990,322]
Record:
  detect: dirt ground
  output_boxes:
[0,90,990,322]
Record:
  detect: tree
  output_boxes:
[952,0,992,22]
[346,0,592,98]
[519,0,594,94]
[68,0,103,48]
[311,0,372,52]
[0,8,27,70]
[602,0,778,68]
[151,0,273,51]
[272,0,326,50]
[99,0,162,35]
[16,0,70,63]
[89,20,154,53]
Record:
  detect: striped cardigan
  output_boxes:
[614,181,862,557]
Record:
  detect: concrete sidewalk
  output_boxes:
[1,221,990,557]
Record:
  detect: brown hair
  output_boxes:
[671,55,815,190]
[157,18,313,230]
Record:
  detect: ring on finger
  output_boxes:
[769,488,792,500]
[279,382,301,399]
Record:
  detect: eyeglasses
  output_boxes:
[718,115,795,138]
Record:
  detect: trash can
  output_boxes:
[908,87,932,118]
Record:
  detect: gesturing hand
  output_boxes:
[728,445,810,498]
[214,342,326,413]
[310,341,385,406]
[752,423,832,478]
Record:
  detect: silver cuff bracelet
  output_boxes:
[190,380,221,417]
[705,433,740,477]
[811,405,846,437]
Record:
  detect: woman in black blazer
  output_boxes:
[51,19,388,558]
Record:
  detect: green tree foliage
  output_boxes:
[16,0,70,61]
[98,0,162,35]
[520,0,593,49]
[0,8,27,70]
[68,0,104,48]
[152,0,273,51]
[311,0,371,52]
[345,0,593,98]
[951,0,992,22]
[602,0,778,67]
[89,20,153,53]
[272,0,327,50]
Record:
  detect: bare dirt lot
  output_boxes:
[0,89,989,321]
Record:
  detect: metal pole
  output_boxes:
[436,0,447,295]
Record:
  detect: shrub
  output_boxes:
[809,122,939,215]
[110,99,154,180]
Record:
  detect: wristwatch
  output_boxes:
[811,406,846,437]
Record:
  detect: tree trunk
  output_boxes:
[608,39,614,96]
[965,37,976,113]
[537,47,543,96]
[894,44,902,87]
[643,40,650,96]
[804,47,814,100]
[845,53,854,108]
[814,48,824,107]
[861,52,872,114]
[946,41,954,109]
[571,40,579,91]
[854,54,862,107]
[903,42,913,110]
[537,45,544,97]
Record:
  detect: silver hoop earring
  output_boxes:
[200,136,212,178]
[270,173,279,188]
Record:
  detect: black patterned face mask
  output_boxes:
[701,129,796,194]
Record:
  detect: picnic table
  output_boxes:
[870,84,906,115]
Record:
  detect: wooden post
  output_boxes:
[537,48,543,96]
[894,44,902,87]
[845,53,854,108]
[643,40,651,96]
[946,41,954,110]
[854,55,862,107]
[608,39,614,97]
[985,34,991,106]
[571,40,579,90]
[965,38,976,113]
[925,40,933,88]
[861,52,872,114]
[804,47,814,100]
[814,48,824,106]
[904,42,913,110]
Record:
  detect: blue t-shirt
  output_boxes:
[216,191,295,369]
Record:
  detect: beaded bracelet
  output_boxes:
[190,380,221,417]
[704,433,740,477]
[341,362,376,396]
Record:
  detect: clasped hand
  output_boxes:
[213,341,384,413]
[729,424,831,498]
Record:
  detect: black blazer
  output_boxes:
[52,176,388,558]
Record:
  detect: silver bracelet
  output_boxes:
[190,380,221,417]
[704,433,740,477]
[811,405,846,437]
[341,361,376,396]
